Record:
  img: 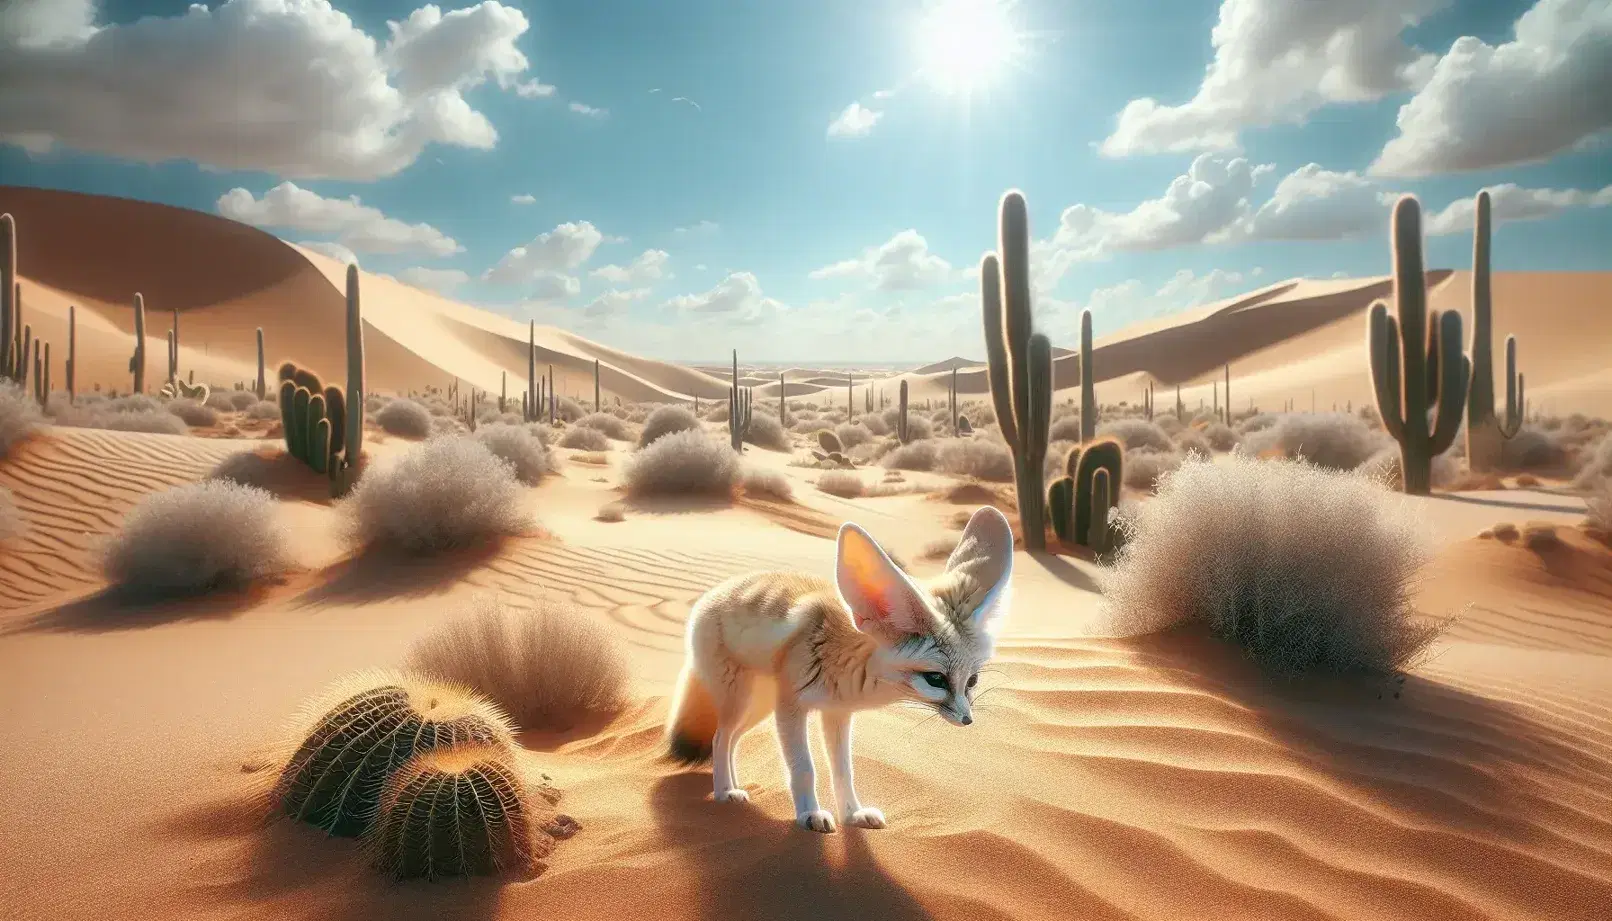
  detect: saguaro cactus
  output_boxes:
[1079,309,1096,441]
[526,321,538,422]
[982,190,1052,550]
[1464,190,1524,473]
[1368,196,1468,496]
[1222,365,1231,425]
[331,264,366,497]
[130,293,147,393]
[255,328,267,400]
[593,358,601,413]
[897,379,910,443]
[1,214,14,384]
[66,304,76,403]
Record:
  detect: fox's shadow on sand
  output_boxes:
[648,772,935,921]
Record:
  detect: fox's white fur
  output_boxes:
[665,505,1014,832]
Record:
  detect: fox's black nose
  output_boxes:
[959,715,973,725]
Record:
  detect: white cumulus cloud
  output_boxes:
[591,249,669,285]
[827,102,882,138]
[663,272,785,325]
[1424,182,1612,235]
[0,0,549,180]
[483,221,607,285]
[582,287,651,320]
[510,193,536,205]
[809,230,952,290]
[219,182,462,257]
[569,101,608,118]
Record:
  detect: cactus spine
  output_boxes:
[1368,196,1469,496]
[1464,190,1524,473]
[130,293,146,393]
[981,190,1052,551]
[1,214,15,384]
[1079,308,1096,441]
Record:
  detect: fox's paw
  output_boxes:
[714,789,751,805]
[845,807,887,829]
[796,809,837,833]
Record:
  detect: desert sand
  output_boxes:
[1,186,1610,921]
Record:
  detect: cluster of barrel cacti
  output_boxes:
[276,266,366,496]
[271,674,567,880]
[1047,439,1123,553]
[1367,190,1522,494]
[981,191,1054,551]
[727,349,752,452]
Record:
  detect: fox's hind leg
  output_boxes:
[710,666,756,804]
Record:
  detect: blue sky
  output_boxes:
[1,0,1608,363]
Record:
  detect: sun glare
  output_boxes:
[913,0,1024,96]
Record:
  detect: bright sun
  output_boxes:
[913,0,1024,95]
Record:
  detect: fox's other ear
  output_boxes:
[836,522,929,636]
[945,505,1014,630]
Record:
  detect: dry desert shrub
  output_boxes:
[554,396,586,423]
[576,411,633,441]
[1584,485,1611,534]
[1099,453,1442,677]
[744,413,792,451]
[405,596,630,735]
[1154,414,1184,435]
[229,390,259,410]
[247,399,281,420]
[937,438,1014,481]
[1049,416,1084,443]
[475,423,551,485]
[703,402,730,422]
[167,398,219,427]
[816,471,865,498]
[431,415,467,437]
[740,466,794,501]
[1201,421,1239,452]
[638,405,702,447]
[622,428,739,498]
[791,417,834,435]
[0,485,22,540]
[1355,446,1461,491]
[1498,428,1567,472]
[341,436,533,553]
[1235,412,1280,435]
[203,391,236,412]
[1125,448,1186,492]
[1238,412,1391,471]
[53,404,189,435]
[101,480,291,596]
[881,409,932,441]
[1174,428,1213,456]
[1097,418,1174,453]
[850,436,898,465]
[1490,521,1520,541]
[558,425,610,451]
[595,502,625,522]
[882,438,938,472]
[376,398,433,438]
[860,413,891,436]
[835,422,872,449]
[108,394,163,414]
[0,381,41,458]
[1521,522,1561,551]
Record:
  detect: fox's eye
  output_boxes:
[919,671,948,689]
[967,674,978,689]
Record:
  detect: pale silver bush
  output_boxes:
[638,405,703,448]
[0,381,41,458]
[576,411,633,441]
[375,398,433,438]
[1098,418,1174,453]
[475,423,551,485]
[1099,454,1441,676]
[341,436,532,552]
[167,398,219,427]
[622,429,738,498]
[743,412,791,451]
[1238,412,1391,471]
[101,480,291,596]
[937,438,1014,481]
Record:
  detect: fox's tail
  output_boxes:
[664,663,718,764]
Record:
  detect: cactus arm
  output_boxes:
[1499,335,1523,438]
[1428,311,1468,456]
[999,192,1033,448]
[1027,333,1051,471]
[1367,302,1405,442]
[979,254,1018,451]
[1088,468,1113,555]
[1080,310,1097,441]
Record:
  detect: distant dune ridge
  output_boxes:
[0,184,1611,921]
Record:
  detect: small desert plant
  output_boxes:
[1049,416,1084,443]
[376,398,433,438]
[205,391,238,412]
[247,399,281,420]
[559,425,610,451]
[638,405,702,448]
[108,394,163,414]
[622,428,739,498]
[1498,428,1566,472]
[860,414,891,437]
[576,411,633,441]
[270,672,516,838]
[1098,453,1442,676]
[744,412,791,451]
[1125,449,1185,492]
[0,381,41,458]
[166,398,219,427]
[1201,422,1239,451]
[341,437,533,552]
[1238,412,1390,471]
[475,423,551,485]
[61,408,190,435]
[0,485,22,540]
[595,502,624,522]
[1583,485,1611,535]
[882,438,938,472]
[1174,429,1212,456]
[740,466,794,501]
[229,390,259,410]
[1356,446,1460,491]
[1097,419,1174,453]
[816,471,865,498]
[554,396,586,423]
[834,422,872,449]
[1235,412,1280,435]
[101,481,291,596]
[406,596,629,735]
[1521,522,1561,551]
[936,438,1014,482]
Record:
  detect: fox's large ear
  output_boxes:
[836,522,930,637]
[945,505,1015,630]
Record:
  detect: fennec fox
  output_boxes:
[665,505,1014,833]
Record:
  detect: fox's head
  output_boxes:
[834,506,1014,726]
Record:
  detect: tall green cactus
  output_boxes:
[729,349,744,452]
[1464,190,1524,473]
[949,367,958,437]
[130,293,146,393]
[1046,475,1074,542]
[307,392,329,474]
[982,190,1051,550]
[66,304,76,403]
[255,328,266,400]
[526,321,538,422]
[1079,309,1096,441]
[1,214,15,384]
[593,358,601,413]
[897,379,910,443]
[1368,196,1469,496]
[331,264,366,497]
[1222,365,1230,425]
[1087,468,1115,554]
[169,308,180,383]
[1070,438,1122,550]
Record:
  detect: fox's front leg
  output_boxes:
[821,711,885,829]
[774,696,835,832]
